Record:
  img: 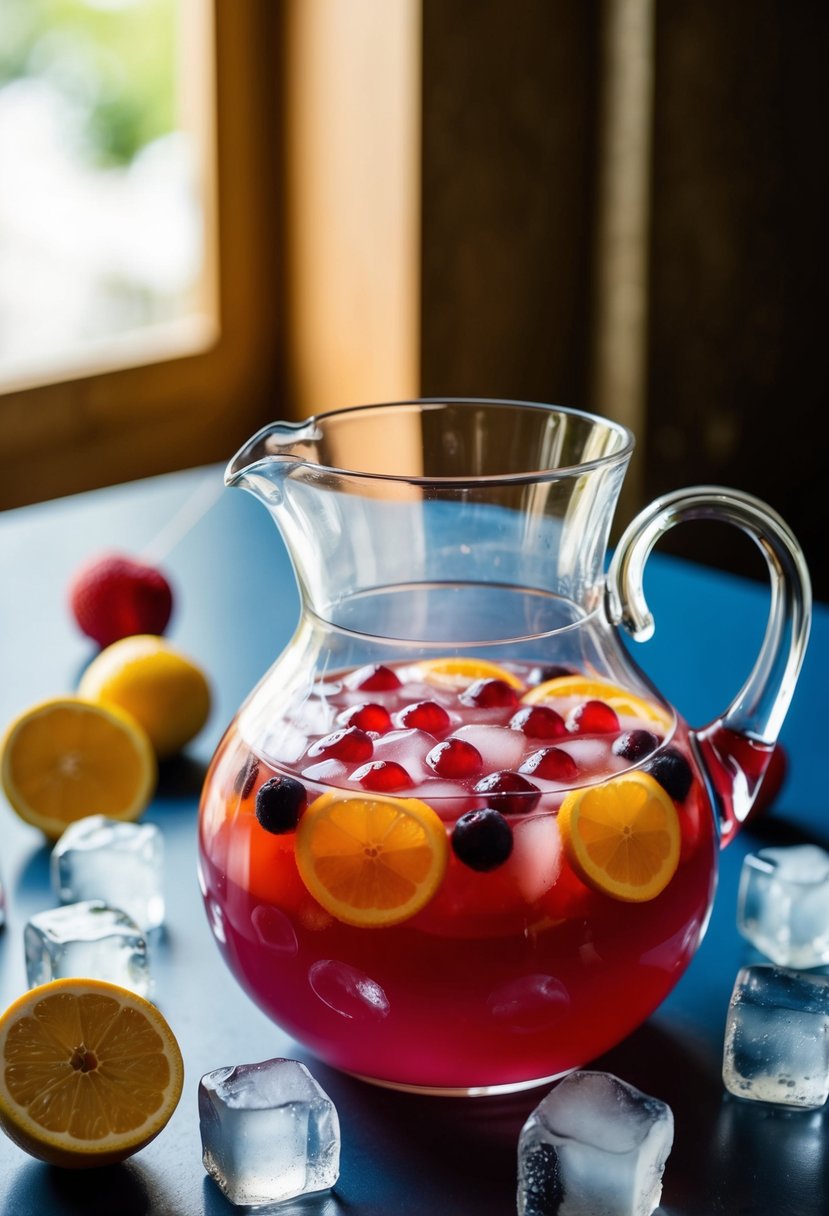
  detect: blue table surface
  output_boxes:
[0,465,827,1215]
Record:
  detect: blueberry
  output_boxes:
[255,776,307,833]
[612,729,661,763]
[451,808,513,872]
[643,747,693,803]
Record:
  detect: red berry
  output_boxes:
[68,552,173,648]
[352,760,412,791]
[509,705,566,740]
[349,664,401,691]
[519,747,579,782]
[338,703,393,733]
[459,679,519,709]
[397,700,451,733]
[473,770,540,815]
[427,737,483,779]
[567,699,620,735]
[308,726,373,762]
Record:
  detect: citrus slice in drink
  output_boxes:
[1,697,156,840]
[295,792,449,927]
[0,978,184,1167]
[557,771,681,902]
[522,674,671,727]
[416,657,524,691]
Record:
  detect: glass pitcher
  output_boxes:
[197,399,811,1095]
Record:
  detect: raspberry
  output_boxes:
[68,552,174,649]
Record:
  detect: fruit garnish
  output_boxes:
[255,776,307,834]
[522,675,672,728]
[643,747,693,802]
[77,635,211,760]
[0,978,183,1167]
[1,697,156,840]
[68,552,174,649]
[451,808,513,872]
[351,760,412,792]
[426,737,483,779]
[519,747,579,782]
[566,699,620,735]
[557,771,681,902]
[508,705,567,739]
[459,678,520,709]
[295,792,449,926]
[337,703,393,733]
[347,664,401,692]
[612,730,661,762]
[473,770,541,814]
[396,700,451,733]
[416,658,525,691]
[307,726,373,763]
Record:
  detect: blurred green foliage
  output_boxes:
[0,0,177,166]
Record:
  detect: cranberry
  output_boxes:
[352,760,413,792]
[233,754,260,799]
[567,699,620,735]
[338,702,393,733]
[451,808,513,871]
[509,705,567,740]
[349,663,402,691]
[308,726,373,763]
[612,729,661,762]
[527,664,574,685]
[397,700,451,734]
[473,770,540,815]
[427,737,484,779]
[643,747,693,802]
[459,678,520,709]
[519,747,579,782]
[255,776,307,834]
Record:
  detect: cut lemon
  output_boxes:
[0,978,184,1168]
[558,772,681,903]
[295,792,449,927]
[522,674,671,727]
[1,697,156,840]
[416,657,524,691]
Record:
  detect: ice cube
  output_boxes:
[51,815,164,932]
[199,1057,340,1206]
[453,724,526,772]
[557,737,612,776]
[722,963,829,1108]
[517,1070,674,1216]
[371,728,435,780]
[25,900,150,997]
[737,844,829,968]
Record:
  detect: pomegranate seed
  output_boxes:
[567,699,620,735]
[459,678,519,709]
[473,770,540,815]
[349,664,401,691]
[612,729,660,762]
[397,700,451,733]
[308,726,373,762]
[508,705,566,740]
[519,747,579,782]
[338,702,393,733]
[427,737,483,779]
[352,760,413,791]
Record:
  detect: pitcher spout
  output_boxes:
[225,419,323,495]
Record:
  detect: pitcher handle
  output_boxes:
[606,486,812,843]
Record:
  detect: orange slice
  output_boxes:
[416,657,524,691]
[557,772,681,902]
[295,792,449,927]
[522,675,671,727]
[1,697,157,840]
[0,978,184,1167]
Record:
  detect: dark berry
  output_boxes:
[612,729,661,762]
[427,737,483,779]
[519,747,579,782]
[509,705,567,740]
[527,664,574,686]
[255,776,307,834]
[397,700,451,734]
[350,664,401,691]
[567,699,620,735]
[473,770,540,815]
[643,747,693,802]
[452,808,514,871]
[308,726,373,762]
[233,755,260,799]
[459,678,519,709]
[352,760,412,791]
[338,702,393,733]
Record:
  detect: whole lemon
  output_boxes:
[78,635,211,759]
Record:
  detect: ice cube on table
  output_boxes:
[51,814,164,932]
[722,963,829,1108]
[737,844,829,968]
[25,900,150,997]
[517,1070,674,1216]
[199,1057,340,1207]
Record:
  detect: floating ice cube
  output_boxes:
[722,963,829,1108]
[517,1070,674,1216]
[51,815,164,932]
[25,900,150,997]
[453,724,526,773]
[199,1057,340,1206]
[371,728,435,780]
[557,737,612,776]
[737,844,829,968]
